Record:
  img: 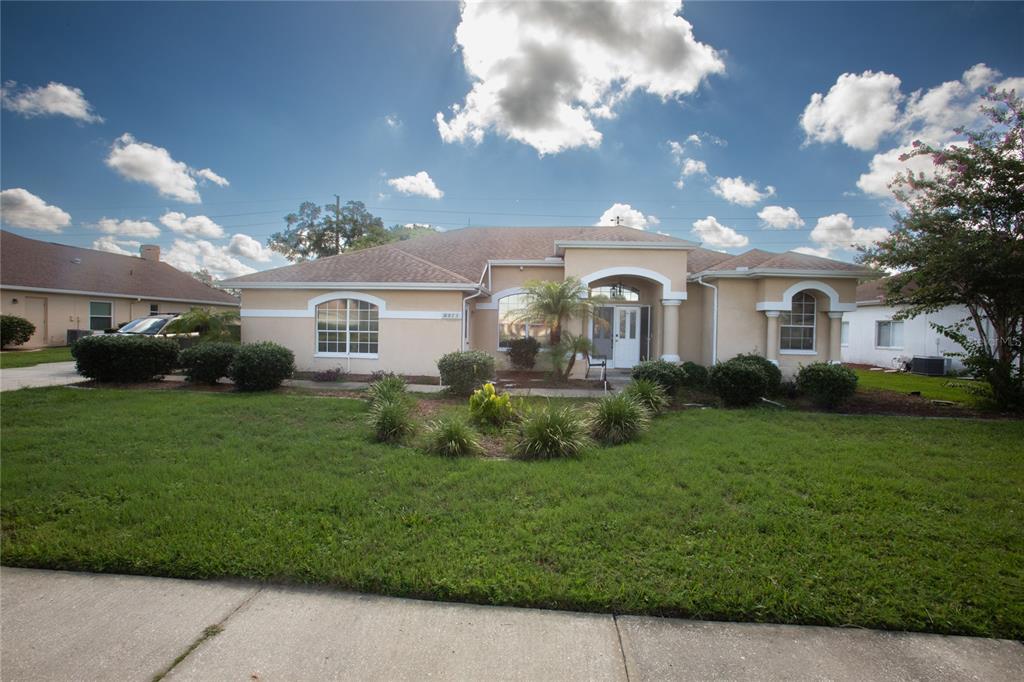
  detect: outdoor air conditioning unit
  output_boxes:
[911,356,949,376]
[66,329,93,345]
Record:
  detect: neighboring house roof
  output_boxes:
[0,231,239,306]
[224,226,691,287]
[856,276,918,306]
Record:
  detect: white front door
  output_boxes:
[612,306,641,368]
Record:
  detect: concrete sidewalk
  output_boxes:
[1,568,1020,681]
[0,361,82,392]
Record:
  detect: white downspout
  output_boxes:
[696,277,718,365]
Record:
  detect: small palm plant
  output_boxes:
[368,375,407,405]
[164,307,240,342]
[623,379,670,415]
[516,277,596,346]
[511,404,591,460]
[369,397,415,444]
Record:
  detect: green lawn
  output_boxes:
[853,368,983,405]
[2,388,1022,639]
[0,346,73,369]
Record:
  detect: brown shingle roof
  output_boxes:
[691,248,873,276]
[1,231,239,305]
[856,276,916,305]
[225,226,693,286]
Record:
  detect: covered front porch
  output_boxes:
[583,273,684,370]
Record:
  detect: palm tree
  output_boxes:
[516,277,599,346]
[164,307,240,342]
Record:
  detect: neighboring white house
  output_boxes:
[842,278,982,371]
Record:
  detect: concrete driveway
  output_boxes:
[0,361,82,391]
[2,567,1021,681]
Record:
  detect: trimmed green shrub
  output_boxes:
[177,342,238,385]
[468,382,518,427]
[631,359,687,394]
[227,342,295,391]
[590,394,650,445]
[681,361,709,388]
[437,350,495,396]
[733,353,782,394]
[709,359,768,407]
[72,334,179,382]
[507,336,541,370]
[422,417,484,457]
[623,379,670,415]
[797,362,859,409]
[369,397,415,444]
[511,404,591,460]
[1,315,36,348]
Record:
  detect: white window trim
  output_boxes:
[495,291,548,351]
[314,297,380,358]
[89,300,114,331]
[779,291,816,353]
[874,320,904,350]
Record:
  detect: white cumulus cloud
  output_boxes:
[92,236,141,256]
[800,70,904,151]
[105,133,228,203]
[757,205,804,230]
[691,216,748,248]
[0,188,72,232]
[711,176,775,207]
[160,211,225,239]
[596,203,659,230]
[164,239,255,280]
[95,217,160,238]
[436,1,725,155]
[384,114,402,129]
[809,213,889,255]
[386,171,444,199]
[1,81,103,123]
[227,233,273,262]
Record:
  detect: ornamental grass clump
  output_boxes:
[369,397,415,444]
[468,382,518,427]
[623,379,670,415]
[368,375,407,405]
[422,417,484,457]
[590,394,650,446]
[511,404,591,460]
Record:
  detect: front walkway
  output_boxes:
[1,568,1020,681]
[0,363,613,398]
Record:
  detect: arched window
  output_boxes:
[497,293,549,348]
[316,299,379,355]
[590,285,640,302]
[780,291,815,351]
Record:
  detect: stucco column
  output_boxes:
[764,311,780,364]
[660,299,681,362]
[828,312,844,364]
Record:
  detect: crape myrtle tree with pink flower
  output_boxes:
[861,90,1024,410]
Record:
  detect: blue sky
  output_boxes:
[2,1,1022,278]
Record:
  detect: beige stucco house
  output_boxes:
[223,226,875,377]
[1,231,239,348]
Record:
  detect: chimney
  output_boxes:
[140,245,161,262]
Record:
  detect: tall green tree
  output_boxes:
[349,223,439,251]
[861,89,1024,410]
[267,200,387,261]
